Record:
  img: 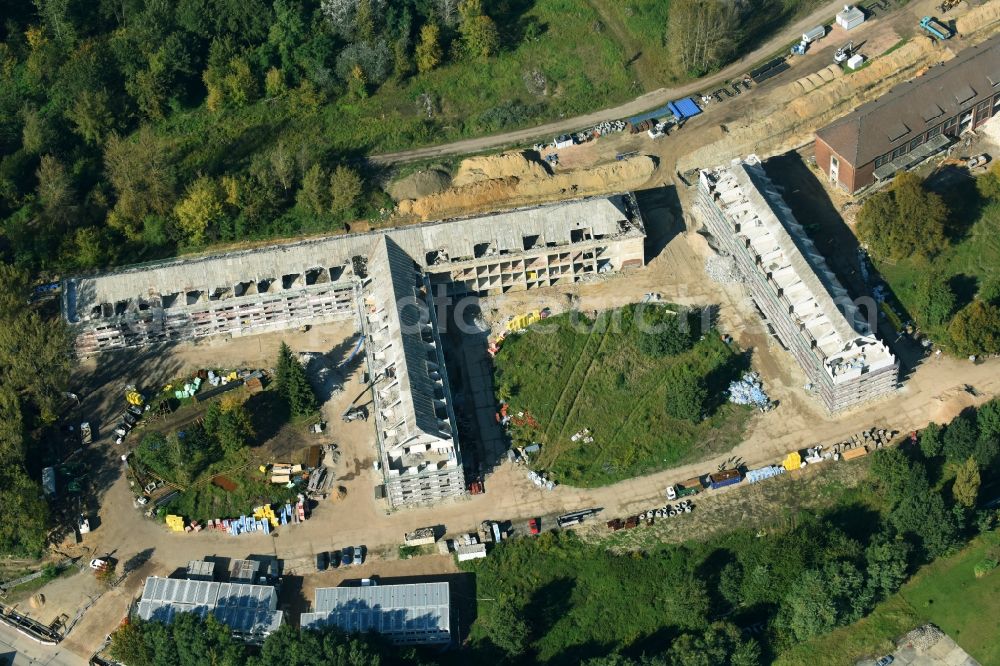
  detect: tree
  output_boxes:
[668,622,759,666]
[35,154,76,226]
[663,364,706,422]
[204,397,255,454]
[108,620,152,666]
[298,164,330,214]
[666,0,737,77]
[948,300,1000,356]
[953,457,981,508]
[459,0,499,59]
[864,537,910,598]
[777,562,870,641]
[911,271,955,329]
[856,173,947,261]
[0,311,71,422]
[104,128,176,240]
[942,412,979,464]
[329,165,363,214]
[348,63,368,98]
[919,422,944,459]
[636,311,695,357]
[174,176,226,245]
[0,465,50,557]
[65,89,114,144]
[275,342,318,416]
[415,23,443,73]
[977,399,1000,442]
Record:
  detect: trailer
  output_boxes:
[920,16,952,40]
[708,469,742,490]
[802,25,826,43]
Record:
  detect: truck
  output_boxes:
[708,469,742,490]
[666,481,701,501]
[919,16,952,40]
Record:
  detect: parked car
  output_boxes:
[341,547,353,567]
[353,546,364,566]
[316,552,329,571]
[330,550,341,568]
[875,657,894,666]
[136,496,149,506]
[89,558,108,570]
[528,518,540,535]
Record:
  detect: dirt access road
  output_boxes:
[371,0,896,165]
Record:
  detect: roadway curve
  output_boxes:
[371,0,871,165]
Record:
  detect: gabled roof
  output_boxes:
[816,34,1000,166]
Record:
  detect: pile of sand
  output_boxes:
[957,0,1000,37]
[387,168,452,201]
[679,36,944,173]
[397,152,657,221]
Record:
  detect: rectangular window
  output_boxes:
[875,155,888,168]
[891,146,907,159]
[927,125,942,139]
[945,117,958,129]
[977,100,990,115]
[831,155,839,168]
[909,135,924,151]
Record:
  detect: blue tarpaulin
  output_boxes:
[626,103,675,127]
[668,97,702,120]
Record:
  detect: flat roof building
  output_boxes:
[186,560,216,581]
[301,582,451,646]
[815,34,1000,192]
[697,156,898,412]
[137,576,283,642]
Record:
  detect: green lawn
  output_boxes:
[493,304,751,487]
[777,533,1000,666]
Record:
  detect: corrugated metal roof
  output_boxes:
[136,577,282,636]
[302,583,450,644]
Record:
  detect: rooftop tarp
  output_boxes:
[626,103,675,127]
[668,98,702,120]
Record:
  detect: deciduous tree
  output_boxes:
[173,176,226,245]
[666,0,737,77]
[329,165,362,214]
[415,23,443,73]
[948,300,1000,356]
[856,173,947,261]
[953,457,981,508]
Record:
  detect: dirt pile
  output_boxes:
[396,152,656,221]
[451,152,550,186]
[678,37,945,173]
[957,0,1000,37]
[387,168,452,201]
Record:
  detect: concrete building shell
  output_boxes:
[696,157,898,412]
[63,194,646,355]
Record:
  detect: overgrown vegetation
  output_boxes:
[0,265,67,557]
[2,0,823,276]
[864,168,1000,355]
[460,398,1000,665]
[493,304,750,486]
[109,614,413,666]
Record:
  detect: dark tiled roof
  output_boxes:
[816,34,1000,166]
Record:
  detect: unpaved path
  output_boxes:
[371,0,889,165]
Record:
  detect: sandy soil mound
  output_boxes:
[958,0,1000,37]
[387,169,452,201]
[397,154,656,221]
[452,152,550,186]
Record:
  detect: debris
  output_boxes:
[727,372,771,409]
[704,255,742,283]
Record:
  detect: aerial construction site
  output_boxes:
[16,1,1000,663]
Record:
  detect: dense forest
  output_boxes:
[0,0,821,278]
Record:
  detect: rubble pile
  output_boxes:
[727,372,770,408]
[705,255,742,283]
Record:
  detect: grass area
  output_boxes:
[777,532,1000,666]
[588,0,675,87]
[2,563,74,603]
[590,457,878,551]
[493,304,751,487]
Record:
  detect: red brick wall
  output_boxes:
[814,137,857,191]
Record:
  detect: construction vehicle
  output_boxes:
[342,405,368,422]
[919,16,952,40]
[834,41,854,64]
[790,25,825,56]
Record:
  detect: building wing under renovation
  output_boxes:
[301,582,451,646]
[62,194,645,355]
[696,156,898,412]
[362,237,465,507]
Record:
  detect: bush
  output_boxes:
[973,558,997,578]
[636,309,696,357]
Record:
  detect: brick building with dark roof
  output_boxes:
[815,34,1000,192]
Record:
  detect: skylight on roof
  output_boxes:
[886,122,910,142]
[954,84,976,103]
